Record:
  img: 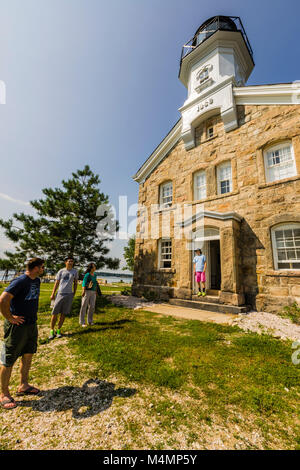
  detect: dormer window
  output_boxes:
[160,181,173,208]
[264,142,297,183]
[207,126,214,139]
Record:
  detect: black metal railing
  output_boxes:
[180,16,253,63]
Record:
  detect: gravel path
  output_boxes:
[232,311,300,342]
[109,295,300,342]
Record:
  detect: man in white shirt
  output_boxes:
[49,257,78,339]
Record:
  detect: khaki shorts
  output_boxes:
[1,321,38,367]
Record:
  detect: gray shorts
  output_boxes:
[52,293,74,316]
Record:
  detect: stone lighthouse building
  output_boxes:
[132,16,300,314]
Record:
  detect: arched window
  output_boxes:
[271,223,300,270]
[264,141,297,183]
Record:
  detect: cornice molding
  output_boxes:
[234,82,300,105]
[176,210,243,227]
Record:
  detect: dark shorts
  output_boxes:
[1,321,38,368]
[51,293,74,316]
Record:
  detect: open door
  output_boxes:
[192,228,221,294]
[209,239,221,290]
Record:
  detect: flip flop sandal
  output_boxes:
[1,397,17,410]
[16,386,40,396]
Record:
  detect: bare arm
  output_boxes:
[51,280,60,300]
[0,292,25,325]
[81,285,86,297]
[73,279,78,296]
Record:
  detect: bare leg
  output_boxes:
[50,314,58,330]
[19,354,33,391]
[0,365,16,408]
[57,314,65,330]
[0,365,13,399]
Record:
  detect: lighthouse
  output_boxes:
[178,16,254,150]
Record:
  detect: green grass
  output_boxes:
[279,302,300,325]
[2,283,300,418]
[63,301,300,420]
[1,282,300,449]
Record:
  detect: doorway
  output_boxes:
[209,239,221,290]
[192,229,221,293]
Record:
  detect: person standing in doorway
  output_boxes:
[79,263,98,327]
[49,257,78,339]
[0,258,44,410]
[193,249,207,297]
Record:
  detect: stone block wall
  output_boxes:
[133,104,300,314]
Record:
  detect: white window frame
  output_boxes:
[158,238,172,269]
[160,181,173,208]
[194,170,207,200]
[217,161,232,195]
[271,223,300,271]
[264,141,297,183]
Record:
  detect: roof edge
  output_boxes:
[132,119,182,184]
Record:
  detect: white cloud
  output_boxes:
[0,192,30,206]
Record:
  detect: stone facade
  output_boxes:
[132,104,300,313]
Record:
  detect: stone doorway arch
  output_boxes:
[177,209,245,305]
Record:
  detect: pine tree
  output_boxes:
[123,235,135,271]
[0,166,119,273]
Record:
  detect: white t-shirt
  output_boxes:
[56,268,78,294]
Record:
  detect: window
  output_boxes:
[207,126,214,139]
[159,239,172,269]
[160,181,173,207]
[217,161,232,195]
[264,142,297,183]
[194,170,206,200]
[272,224,300,270]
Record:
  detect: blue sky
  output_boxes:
[0,0,299,269]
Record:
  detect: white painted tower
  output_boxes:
[179,16,254,150]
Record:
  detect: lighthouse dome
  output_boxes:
[192,16,238,47]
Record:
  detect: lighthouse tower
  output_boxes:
[179,16,254,150]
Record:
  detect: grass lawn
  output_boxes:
[0,282,299,450]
